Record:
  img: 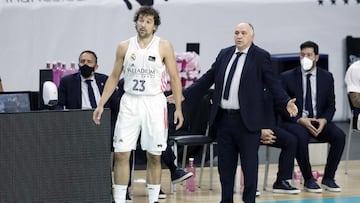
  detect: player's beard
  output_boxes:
[137,28,152,39]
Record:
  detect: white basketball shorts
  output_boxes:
[113,92,168,153]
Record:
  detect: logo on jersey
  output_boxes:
[148,56,156,62]
[130,53,136,61]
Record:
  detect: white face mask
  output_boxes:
[301,57,313,71]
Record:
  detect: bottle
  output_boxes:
[69,62,77,74]
[45,61,52,69]
[52,61,62,87]
[293,169,303,183]
[60,63,67,78]
[186,157,196,192]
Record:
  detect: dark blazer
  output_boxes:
[57,72,116,109]
[280,66,335,122]
[262,87,277,129]
[184,43,290,132]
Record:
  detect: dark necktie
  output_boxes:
[223,52,242,100]
[85,79,97,108]
[305,73,314,118]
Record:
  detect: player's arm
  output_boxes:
[93,40,128,124]
[161,39,184,129]
[99,41,127,107]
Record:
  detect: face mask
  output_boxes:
[79,64,95,78]
[300,57,313,71]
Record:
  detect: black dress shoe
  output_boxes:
[322,179,341,192]
[273,180,301,194]
[304,178,323,193]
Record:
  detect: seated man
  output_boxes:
[345,60,360,129]
[280,41,345,193]
[261,87,300,194]
[57,50,119,111]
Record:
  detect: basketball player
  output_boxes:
[92,6,183,203]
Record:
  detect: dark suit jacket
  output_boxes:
[184,43,290,132]
[280,66,335,122]
[58,72,111,109]
[262,87,277,129]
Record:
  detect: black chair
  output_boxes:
[261,144,272,191]
[167,89,215,192]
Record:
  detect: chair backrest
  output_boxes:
[167,89,213,136]
[347,93,355,111]
[188,89,213,134]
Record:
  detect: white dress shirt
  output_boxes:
[301,68,317,118]
[81,75,101,109]
[221,46,250,109]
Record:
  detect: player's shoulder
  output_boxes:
[159,38,173,50]
[116,39,131,56]
[119,39,131,49]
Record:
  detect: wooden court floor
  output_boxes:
[125,160,360,203]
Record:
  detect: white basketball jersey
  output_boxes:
[123,35,167,95]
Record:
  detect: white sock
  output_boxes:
[113,184,127,203]
[147,184,160,203]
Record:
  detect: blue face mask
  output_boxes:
[79,64,94,78]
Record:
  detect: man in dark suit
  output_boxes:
[58,50,117,110]
[280,41,345,193]
[182,22,298,203]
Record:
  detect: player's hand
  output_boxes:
[93,106,104,125]
[173,109,184,130]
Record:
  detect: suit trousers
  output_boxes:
[267,127,297,181]
[161,145,177,174]
[216,110,260,203]
[281,122,345,180]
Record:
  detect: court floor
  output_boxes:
[259,196,360,203]
[125,121,360,202]
[126,160,360,203]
